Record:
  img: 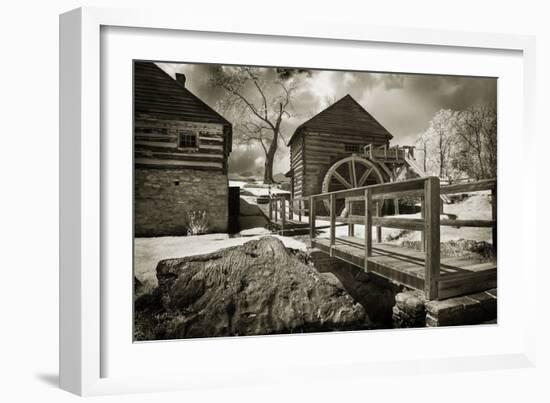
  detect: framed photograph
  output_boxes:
[60,7,536,396]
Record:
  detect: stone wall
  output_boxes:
[135,168,228,237]
[392,288,497,328]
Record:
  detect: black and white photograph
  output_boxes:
[4,0,549,400]
[133,60,498,340]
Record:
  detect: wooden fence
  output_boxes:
[305,177,496,300]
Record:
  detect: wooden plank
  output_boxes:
[200,144,224,151]
[372,217,424,231]
[281,198,286,230]
[492,187,497,256]
[440,219,496,228]
[376,201,382,243]
[424,177,440,300]
[420,197,425,252]
[135,118,224,131]
[323,177,428,200]
[136,142,223,154]
[339,179,495,201]
[438,271,497,300]
[439,267,497,282]
[345,200,354,237]
[135,140,176,148]
[135,133,177,140]
[330,194,336,250]
[135,150,224,160]
[199,136,224,142]
[364,189,372,264]
[134,158,223,169]
[313,237,496,300]
[440,179,496,194]
[309,196,316,239]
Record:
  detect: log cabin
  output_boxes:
[134,61,232,236]
[287,94,393,202]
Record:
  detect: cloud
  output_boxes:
[155,62,496,177]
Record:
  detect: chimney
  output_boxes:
[175,73,186,87]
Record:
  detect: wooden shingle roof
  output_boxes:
[134,61,231,126]
[288,94,393,145]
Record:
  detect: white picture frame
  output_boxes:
[59,6,537,396]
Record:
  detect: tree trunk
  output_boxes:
[263,128,278,184]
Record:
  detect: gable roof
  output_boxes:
[288,94,393,145]
[134,61,231,126]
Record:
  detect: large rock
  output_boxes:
[136,236,369,340]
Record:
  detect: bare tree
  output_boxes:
[456,105,497,179]
[211,67,298,184]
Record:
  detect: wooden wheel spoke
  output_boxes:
[322,157,384,219]
[349,158,357,187]
[332,171,353,189]
[358,167,374,186]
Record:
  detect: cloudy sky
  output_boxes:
[157,62,496,177]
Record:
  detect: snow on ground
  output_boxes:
[229,180,290,197]
[135,230,306,293]
[239,227,272,236]
[135,194,492,294]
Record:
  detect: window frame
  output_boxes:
[344,143,362,153]
[177,130,199,150]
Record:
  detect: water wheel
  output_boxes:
[321,155,385,216]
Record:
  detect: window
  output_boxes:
[344,143,361,152]
[178,131,198,149]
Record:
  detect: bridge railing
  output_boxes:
[309,177,441,299]
[306,177,496,300]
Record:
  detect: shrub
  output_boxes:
[186,210,209,235]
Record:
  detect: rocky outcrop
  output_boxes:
[308,250,400,327]
[135,236,369,340]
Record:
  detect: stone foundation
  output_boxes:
[392,288,497,328]
[425,289,497,327]
[135,168,228,237]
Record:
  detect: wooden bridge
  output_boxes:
[268,177,497,301]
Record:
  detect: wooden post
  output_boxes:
[492,187,497,257]
[376,201,382,243]
[309,197,316,240]
[298,199,302,222]
[364,189,372,271]
[424,177,440,300]
[346,200,354,237]
[269,199,273,221]
[274,198,278,222]
[281,197,286,233]
[330,194,336,252]
[288,196,293,221]
[420,197,425,252]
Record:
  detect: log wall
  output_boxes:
[134,116,227,172]
[294,130,389,197]
[134,116,230,236]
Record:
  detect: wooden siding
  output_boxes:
[289,133,305,198]
[134,61,230,126]
[287,94,393,146]
[294,130,389,196]
[134,117,226,171]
